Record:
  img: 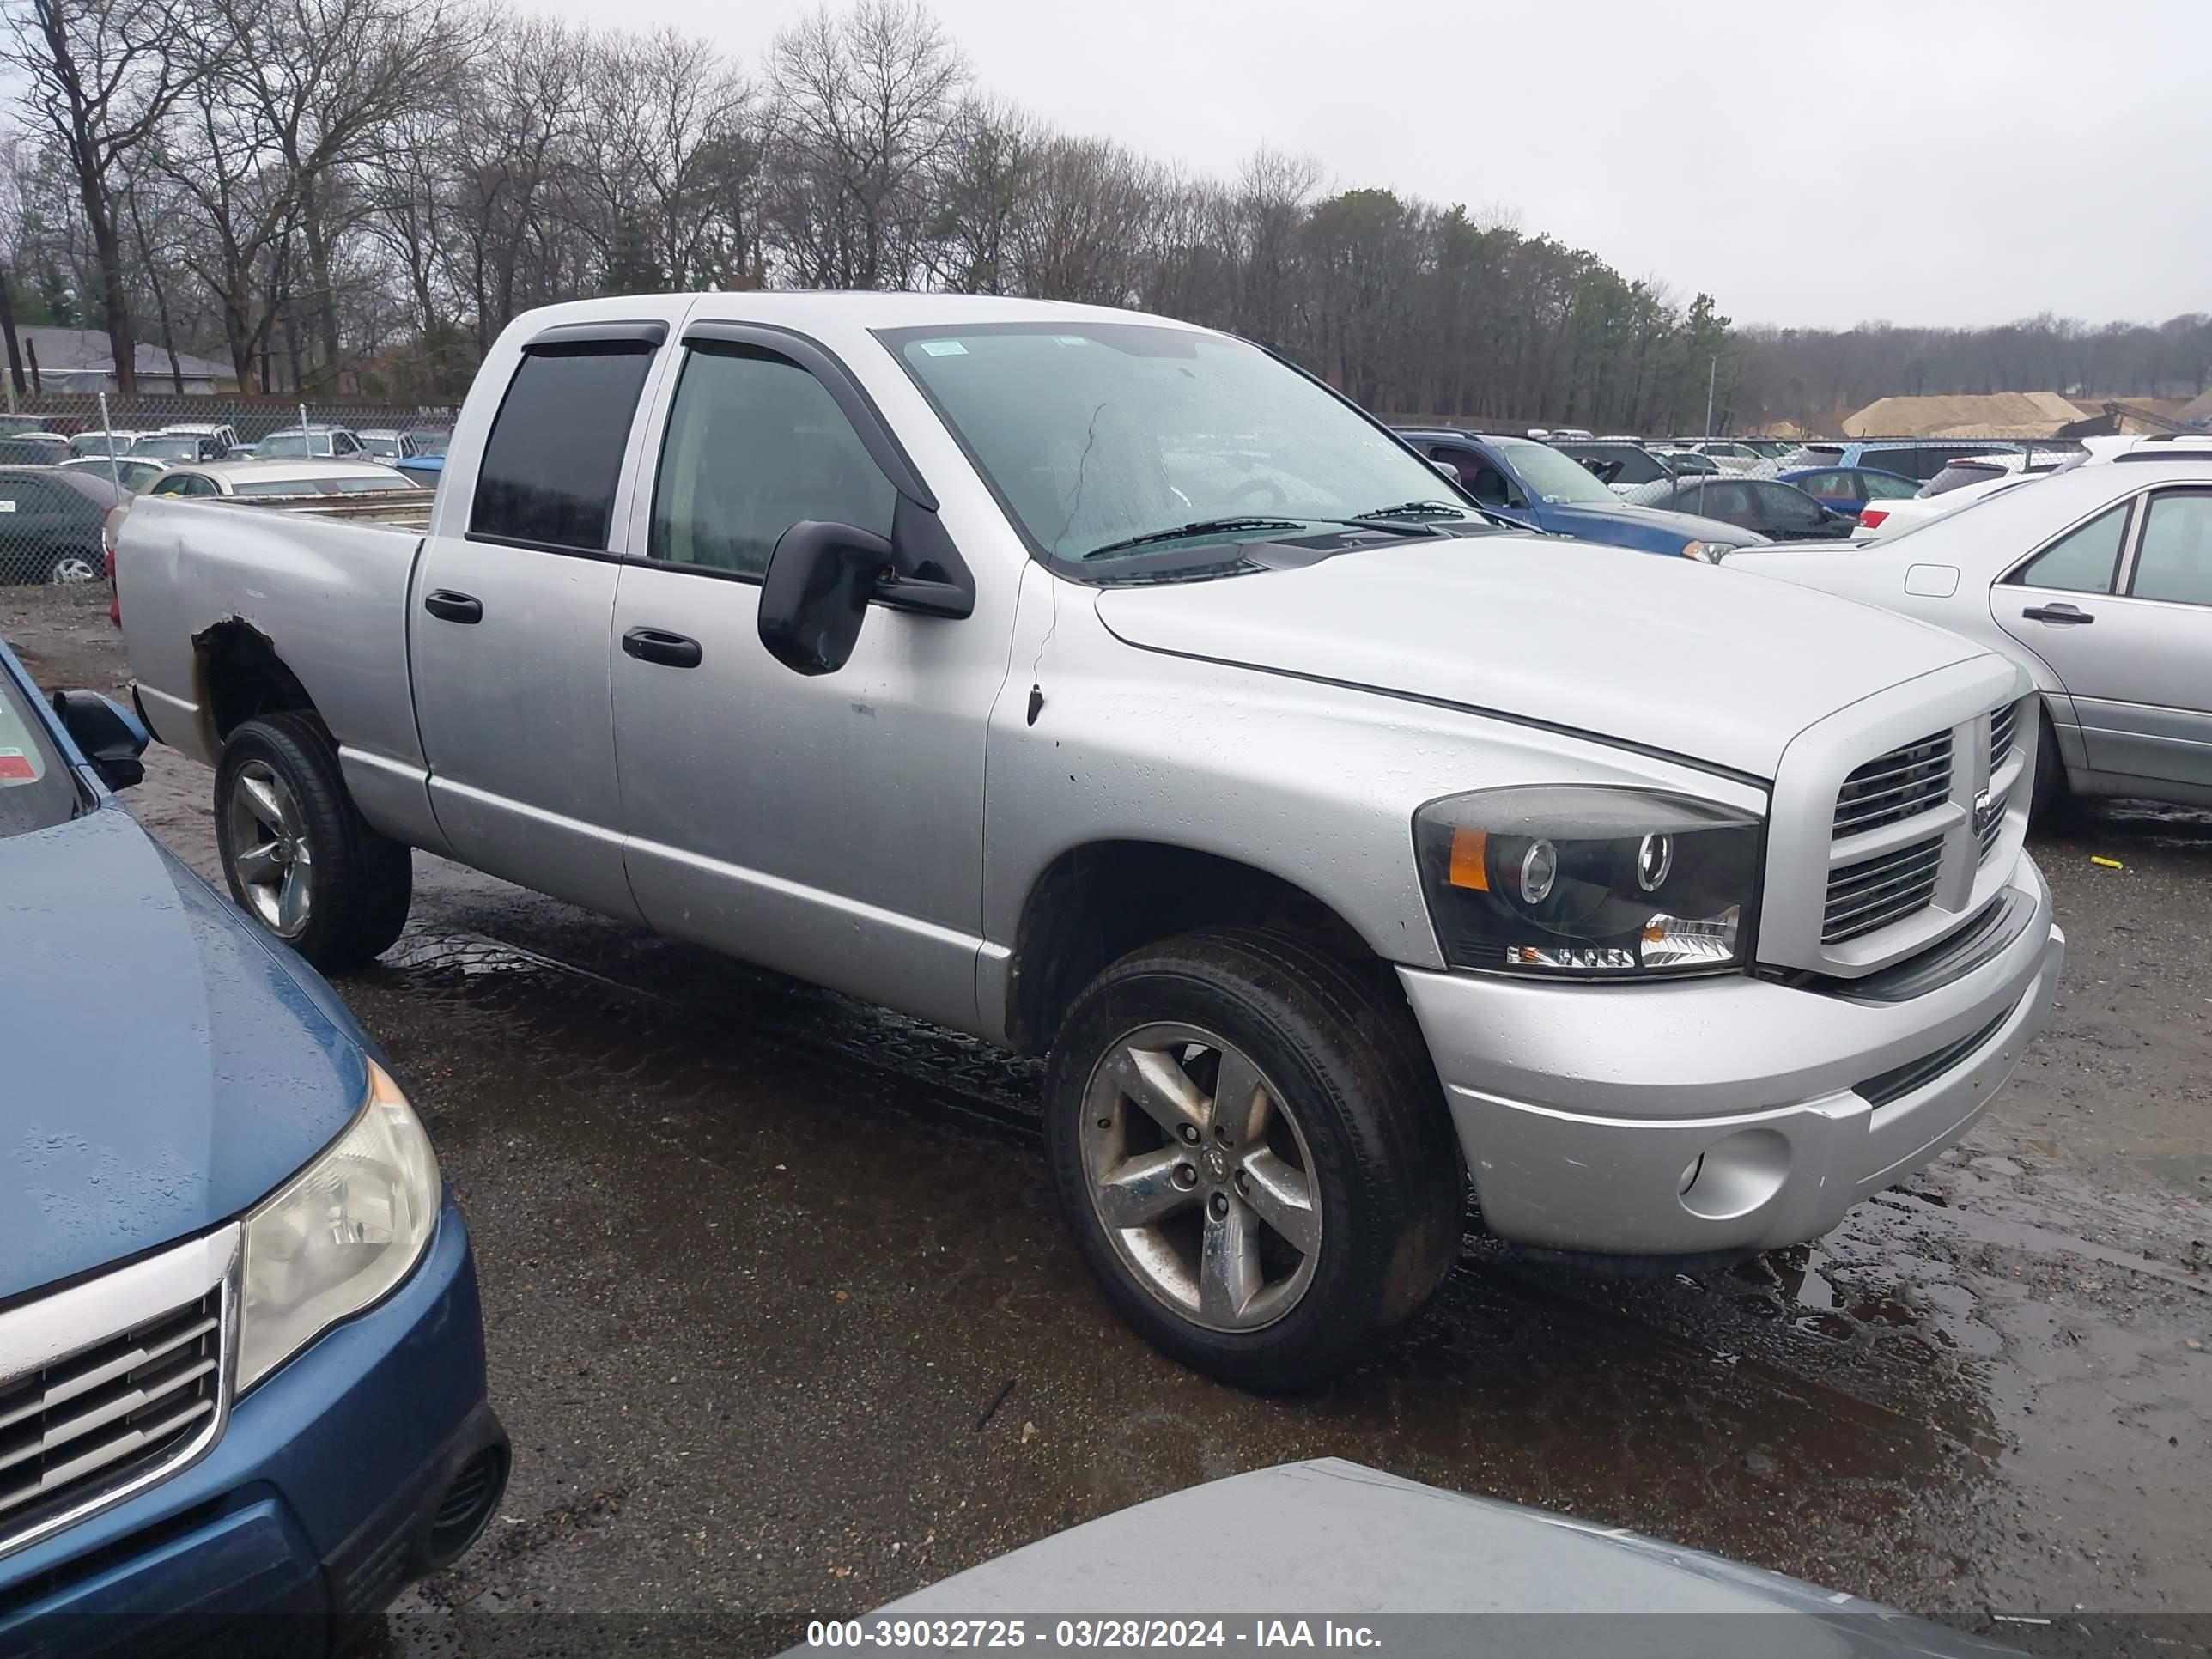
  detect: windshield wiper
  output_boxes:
[1079,518,1305,559]
[1358,499,1526,532]
[1355,500,1471,520]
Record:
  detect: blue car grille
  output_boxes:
[0,1291,222,1552]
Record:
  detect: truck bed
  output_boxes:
[117,494,428,774]
[200,487,437,532]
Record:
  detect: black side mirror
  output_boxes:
[758,521,896,676]
[52,688,149,791]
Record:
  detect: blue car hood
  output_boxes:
[1,805,369,1302]
[1543,499,1754,545]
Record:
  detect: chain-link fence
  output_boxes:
[0,394,458,586]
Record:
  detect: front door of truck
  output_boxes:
[607,325,1000,1034]
[409,325,666,922]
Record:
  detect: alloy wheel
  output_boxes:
[1078,1022,1322,1333]
[224,760,314,937]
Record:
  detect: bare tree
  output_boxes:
[4,0,198,392]
[763,0,966,289]
[921,96,1032,294]
[185,0,469,386]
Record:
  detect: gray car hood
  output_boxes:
[867,1460,2014,1655]
[1096,536,1983,778]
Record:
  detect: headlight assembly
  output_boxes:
[1414,786,1762,978]
[237,1060,440,1391]
[1680,540,1739,562]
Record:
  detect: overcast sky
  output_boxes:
[540,0,2211,331]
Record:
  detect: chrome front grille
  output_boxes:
[1989,702,2018,769]
[0,1228,236,1563]
[1978,800,2006,860]
[0,1292,222,1543]
[1824,834,1945,945]
[1832,731,1954,840]
[1763,681,2028,975]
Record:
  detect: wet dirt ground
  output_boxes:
[7,585,2209,1656]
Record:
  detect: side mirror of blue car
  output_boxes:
[51,688,149,792]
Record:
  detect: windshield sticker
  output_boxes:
[0,748,40,783]
[917,340,968,356]
[1053,336,1091,346]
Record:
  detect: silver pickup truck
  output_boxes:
[118,293,2065,1389]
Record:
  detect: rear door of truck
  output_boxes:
[406,319,669,922]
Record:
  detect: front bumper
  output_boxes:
[1398,855,2064,1256]
[0,1193,507,1658]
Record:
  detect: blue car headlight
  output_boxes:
[236,1061,440,1391]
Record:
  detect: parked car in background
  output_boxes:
[1552,438,1674,495]
[1636,475,1858,542]
[119,293,2059,1391]
[132,431,228,463]
[61,454,166,492]
[0,413,54,436]
[159,421,243,455]
[858,1458,2019,1657]
[68,429,148,459]
[141,459,425,500]
[256,424,369,459]
[1728,448,2212,813]
[1655,447,1723,475]
[1856,453,2063,541]
[1403,427,1764,558]
[1778,438,2033,483]
[361,428,452,462]
[396,454,445,488]
[0,434,70,467]
[1779,463,1924,515]
[1673,439,1767,472]
[0,633,507,1652]
[0,465,128,584]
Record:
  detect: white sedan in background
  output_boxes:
[1726,445,2212,815]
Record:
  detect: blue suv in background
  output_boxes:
[0,640,504,1656]
[1395,428,1766,560]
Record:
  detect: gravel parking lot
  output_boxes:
[7,583,2208,1656]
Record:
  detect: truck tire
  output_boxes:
[215,713,412,970]
[1043,927,1464,1391]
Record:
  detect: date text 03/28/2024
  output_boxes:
[805,1620,1382,1649]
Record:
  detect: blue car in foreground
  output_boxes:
[1395,428,1767,560]
[0,643,504,1656]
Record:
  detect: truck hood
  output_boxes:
[1095,534,1985,778]
[1540,499,1758,546]
[0,805,371,1302]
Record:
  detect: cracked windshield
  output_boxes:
[888,323,1474,563]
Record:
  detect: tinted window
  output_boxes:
[1676,479,1752,520]
[649,345,895,580]
[1431,447,1510,506]
[1558,443,1666,485]
[150,473,195,495]
[1863,471,1922,500]
[1923,461,2008,496]
[1758,483,1826,527]
[1782,445,1845,471]
[472,344,656,550]
[1793,470,1854,501]
[2130,492,2212,607]
[2013,503,2129,594]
